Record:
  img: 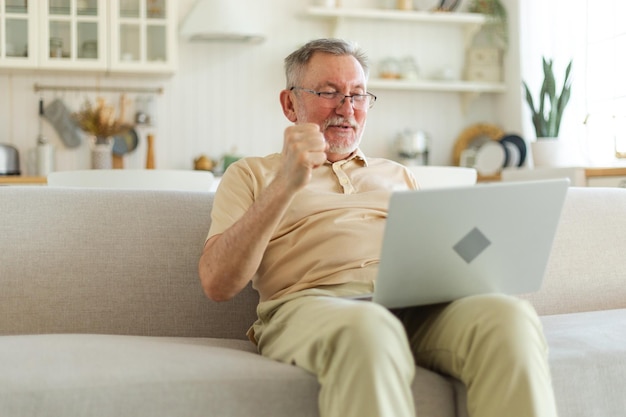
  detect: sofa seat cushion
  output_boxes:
[0,334,459,417]
[541,308,626,417]
[0,334,317,417]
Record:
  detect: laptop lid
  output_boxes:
[373,179,569,309]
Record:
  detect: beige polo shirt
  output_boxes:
[207,149,419,302]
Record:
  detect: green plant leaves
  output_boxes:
[523,57,573,138]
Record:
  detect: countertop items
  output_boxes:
[0,143,21,175]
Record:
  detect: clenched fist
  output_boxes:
[278,123,329,192]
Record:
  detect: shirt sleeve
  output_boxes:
[206,160,256,242]
[403,165,420,190]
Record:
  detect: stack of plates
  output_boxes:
[473,135,527,175]
[454,123,527,176]
[500,135,527,168]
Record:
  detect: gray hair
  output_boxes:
[284,38,369,88]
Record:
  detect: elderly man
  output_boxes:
[198,38,558,417]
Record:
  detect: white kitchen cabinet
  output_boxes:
[585,173,626,188]
[109,0,176,73]
[305,6,506,96]
[0,0,176,74]
[39,0,108,70]
[0,0,38,68]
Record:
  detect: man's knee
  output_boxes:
[460,294,547,355]
[338,302,405,342]
[332,302,413,359]
[325,302,415,380]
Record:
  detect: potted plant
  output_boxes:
[523,57,573,166]
[523,57,572,139]
[73,98,132,169]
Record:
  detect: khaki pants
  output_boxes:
[250,282,558,417]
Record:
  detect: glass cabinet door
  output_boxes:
[40,0,106,69]
[1,0,38,68]
[118,0,139,63]
[146,0,166,63]
[110,0,176,72]
[2,0,175,72]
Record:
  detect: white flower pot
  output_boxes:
[90,136,113,170]
[531,139,561,167]
[531,138,584,167]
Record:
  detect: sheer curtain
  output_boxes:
[584,0,626,163]
[517,0,626,166]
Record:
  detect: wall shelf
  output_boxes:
[305,6,503,98]
[305,7,487,25]
[368,78,506,93]
[306,6,487,47]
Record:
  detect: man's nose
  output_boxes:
[336,95,355,116]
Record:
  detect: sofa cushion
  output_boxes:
[0,334,318,417]
[523,188,626,315]
[0,334,460,417]
[541,308,626,417]
[0,188,258,339]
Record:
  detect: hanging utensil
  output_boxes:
[112,94,138,169]
[43,98,82,148]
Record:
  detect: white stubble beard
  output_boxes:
[321,116,365,155]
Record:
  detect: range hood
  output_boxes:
[179,0,266,43]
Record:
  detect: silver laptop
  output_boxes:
[371,179,569,309]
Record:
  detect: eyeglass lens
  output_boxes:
[292,88,375,110]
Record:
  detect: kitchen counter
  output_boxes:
[584,167,626,177]
[0,176,47,185]
[4,168,626,188]
[498,166,626,187]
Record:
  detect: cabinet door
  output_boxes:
[586,176,626,188]
[39,0,107,70]
[0,0,38,68]
[109,0,176,73]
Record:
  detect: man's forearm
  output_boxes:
[198,177,296,301]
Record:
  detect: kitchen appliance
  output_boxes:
[395,129,429,166]
[0,144,21,175]
[179,0,265,43]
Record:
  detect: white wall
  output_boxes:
[0,0,520,174]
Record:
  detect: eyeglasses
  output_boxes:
[290,87,377,110]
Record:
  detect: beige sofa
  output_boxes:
[1,186,625,417]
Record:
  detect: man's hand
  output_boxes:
[278,123,328,192]
[199,125,326,301]
[199,124,328,302]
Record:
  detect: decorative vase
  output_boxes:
[90,136,113,170]
[531,139,562,167]
[531,138,584,167]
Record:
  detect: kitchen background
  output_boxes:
[0,0,616,175]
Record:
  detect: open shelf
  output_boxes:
[368,78,506,93]
[305,7,487,25]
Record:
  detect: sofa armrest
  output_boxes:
[521,187,626,315]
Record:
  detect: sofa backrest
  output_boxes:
[406,166,477,189]
[0,187,258,340]
[521,187,626,315]
[3,186,623,337]
[47,169,215,192]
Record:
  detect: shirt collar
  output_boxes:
[325,148,369,167]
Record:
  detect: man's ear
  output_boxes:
[280,89,298,123]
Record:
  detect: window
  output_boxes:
[520,0,626,165]
[585,0,626,160]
